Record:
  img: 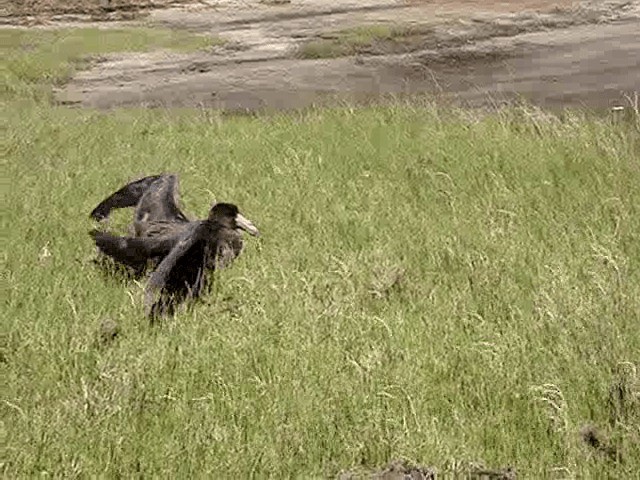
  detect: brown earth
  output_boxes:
[337,459,517,479]
[4,0,640,112]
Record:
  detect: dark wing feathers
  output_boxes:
[89,173,190,227]
[144,222,211,316]
[90,175,256,319]
[91,230,181,270]
[134,174,190,225]
[90,174,164,221]
[145,225,204,288]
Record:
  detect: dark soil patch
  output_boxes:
[338,459,518,480]
[338,460,437,480]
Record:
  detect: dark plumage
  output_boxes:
[92,203,259,319]
[90,174,257,273]
[90,174,170,223]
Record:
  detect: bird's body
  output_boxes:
[89,174,259,318]
[90,174,253,274]
[91,202,259,319]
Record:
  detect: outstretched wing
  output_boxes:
[90,174,164,221]
[144,222,210,316]
[134,174,190,225]
[90,229,180,270]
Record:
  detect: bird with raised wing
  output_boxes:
[92,202,259,319]
[90,173,258,273]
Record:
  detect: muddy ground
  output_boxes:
[337,459,516,480]
[5,0,640,111]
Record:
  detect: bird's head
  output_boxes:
[207,203,260,237]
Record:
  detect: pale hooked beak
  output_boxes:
[235,213,260,237]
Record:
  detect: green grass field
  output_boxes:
[3,28,639,478]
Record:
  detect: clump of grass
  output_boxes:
[0,27,223,101]
[297,23,432,59]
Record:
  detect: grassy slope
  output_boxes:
[3,28,640,478]
[0,27,221,101]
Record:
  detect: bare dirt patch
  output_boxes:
[5,0,639,111]
[337,459,517,479]
[338,460,437,480]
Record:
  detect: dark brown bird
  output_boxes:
[90,174,258,274]
[91,203,259,319]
